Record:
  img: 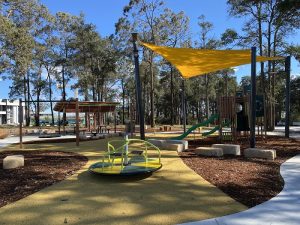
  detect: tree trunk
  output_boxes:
[62,65,66,124]
[149,54,155,127]
[170,65,174,125]
[46,69,54,125]
[121,79,125,124]
[36,91,40,127]
[205,75,210,118]
[26,70,30,126]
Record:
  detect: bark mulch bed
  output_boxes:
[179,136,300,208]
[0,150,88,208]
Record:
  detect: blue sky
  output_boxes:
[0,0,299,98]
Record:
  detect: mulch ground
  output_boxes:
[179,136,300,208]
[0,150,88,208]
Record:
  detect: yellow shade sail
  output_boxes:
[141,42,284,79]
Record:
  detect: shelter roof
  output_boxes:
[53,101,119,113]
[141,42,284,79]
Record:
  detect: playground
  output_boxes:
[0,132,300,224]
[0,1,299,222]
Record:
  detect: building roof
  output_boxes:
[53,101,119,113]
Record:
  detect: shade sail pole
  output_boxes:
[250,47,257,148]
[132,33,145,140]
[285,56,291,138]
[181,79,186,132]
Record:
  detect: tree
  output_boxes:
[196,15,220,119]
[227,0,300,130]
[290,76,300,121]
[1,0,51,126]
[118,0,166,127]
[158,9,190,125]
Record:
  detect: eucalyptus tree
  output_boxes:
[118,0,166,127]
[0,0,51,125]
[115,55,134,124]
[38,18,60,125]
[73,22,118,102]
[227,0,300,129]
[54,12,82,102]
[290,76,300,121]
[157,9,190,125]
[195,15,221,119]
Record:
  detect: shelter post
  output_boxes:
[75,98,79,146]
[132,33,145,140]
[250,47,257,148]
[285,56,291,138]
[58,111,61,134]
[19,98,23,149]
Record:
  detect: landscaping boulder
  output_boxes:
[212,144,240,156]
[244,148,276,160]
[3,155,24,169]
[165,140,188,152]
[195,147,223,157]
[148,139,188,152]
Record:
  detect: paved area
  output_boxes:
[267,126,300,140]
[0,135,75,149]
[0,138,245,225]
[180,154,300,225]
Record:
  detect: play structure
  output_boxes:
[170,114,219,140]
[170,92,266,142]
[89,137,162,175]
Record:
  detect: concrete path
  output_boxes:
[0,134,75,149]
[180,154,300,225]
[267,126,300,140]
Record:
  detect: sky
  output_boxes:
[0,0,299,99]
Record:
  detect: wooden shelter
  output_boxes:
[53,100,119,146]
[53,101,118,113]
[18,99,119,148]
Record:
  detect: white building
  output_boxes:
[0,99,25,125]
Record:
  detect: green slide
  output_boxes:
[170,114,219,140]
[202,120,231,137]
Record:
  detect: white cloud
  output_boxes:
[232,67,238,72]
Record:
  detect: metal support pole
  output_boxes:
[285,56,291,138]
[75,98,79,146]
[132,33,145,140]
[250,47,257,148]
[19,98,23,149]
[182,79,186,133]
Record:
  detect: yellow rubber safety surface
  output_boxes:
[0,138,247,225]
